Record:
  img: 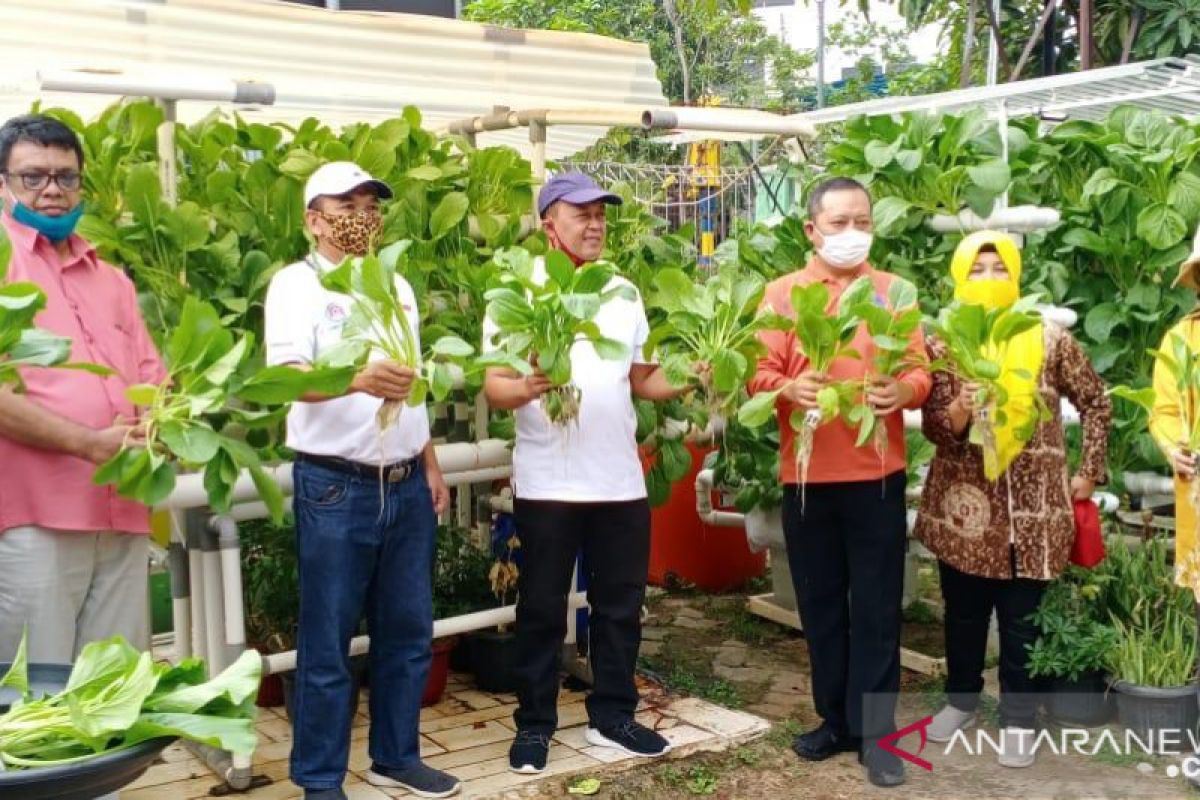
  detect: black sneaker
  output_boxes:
[861,743,906,788]
[586,719,671,757]
[792,722,859,761]
[304,790,347,800]
[509,729,552,774]
[365,762,461,798]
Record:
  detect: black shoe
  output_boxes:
[304,790,347,800]
[366,762,461,798]
[861,744,906,788]
[509,729,552,774]
[791,722,859,761]
[586,719,671,757]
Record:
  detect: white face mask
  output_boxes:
[816,228,873,270]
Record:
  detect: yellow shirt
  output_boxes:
[1149,316,1200,598]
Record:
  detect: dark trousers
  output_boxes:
[939,559,1047,729]
[512,498,651,734]
[782,471,907,742]
[289,460,436,790]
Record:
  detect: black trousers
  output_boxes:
[511,498,651,734]
[939,559,1047,729]
[782,471,907,742]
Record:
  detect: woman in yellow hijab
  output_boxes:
[913,231,1111,768]
[1150,227,1200,598]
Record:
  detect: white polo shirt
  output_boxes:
[482,258,652,502]
[264,252,430,465]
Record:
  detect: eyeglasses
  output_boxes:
[2,171,83,192]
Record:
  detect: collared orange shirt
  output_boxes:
[748,259,931,484]
[0,213,166,534]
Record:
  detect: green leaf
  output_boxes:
[737,390,780,428]
[966,159,1011,194]
[249,463,286,525]
[406,165,442,181]
[124,164,162,227]
[658,438,693,482]
[1137,203,1188,250]
[872,196,911,236]
[1083,302,1122,345]
[560,293,602,321]
[158,421,220,464]
[429,335,474,359]
[591,337,628,360]
[544,249,576,289]
[237,365,355,404]
[429,192,469,240]
[0,629,28,693]
[712,349,748,394]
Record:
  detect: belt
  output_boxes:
[296,452,421,483]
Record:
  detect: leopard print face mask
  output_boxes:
[318,208,382,256]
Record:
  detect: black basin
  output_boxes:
[0,662,175,800]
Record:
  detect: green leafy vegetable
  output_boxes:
[846,277,922,459]
[924,296,1048,479]
[319,240,475,432]
[0,633,260,769]
[643,266,768,423]
[740,277,872,492]
[94,296,352,521]
[481,247,634,427]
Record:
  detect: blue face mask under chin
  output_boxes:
[4,194,83,242]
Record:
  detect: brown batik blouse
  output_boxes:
[914,322,1111,581]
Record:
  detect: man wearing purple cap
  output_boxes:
[483,173,691,774]
[264,162,459,800]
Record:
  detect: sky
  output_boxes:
[752,0,944,80]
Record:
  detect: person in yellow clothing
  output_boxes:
[915,231,1110,768]
[1150,228,1200,598]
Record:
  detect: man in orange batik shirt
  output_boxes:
[749,177,930,790]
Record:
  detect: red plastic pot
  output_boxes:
[641,442,767,592]
[421,637,458,707]
[256,671,285,708]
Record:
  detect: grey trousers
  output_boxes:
[0,526,149,665]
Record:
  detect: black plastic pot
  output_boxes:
[0,663,174,800]
[468,628,520,694]
[281,654,369,722]
[1112,679,1200,751]
[1046,671,1114,727]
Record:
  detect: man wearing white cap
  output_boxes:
[264,162,459,799]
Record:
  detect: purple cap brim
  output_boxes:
[539,188,623,216]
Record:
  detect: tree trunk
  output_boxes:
[961,0,978,88]
[1120,7,1142,64]
[663,0,691,105]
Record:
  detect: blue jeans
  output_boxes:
[289,458,436,790]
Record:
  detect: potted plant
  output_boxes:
[430,525,494,703]
[1027,567,1118,726]
[462,515,523,694]
[239,515,367,719]
[1101,536,1199,748]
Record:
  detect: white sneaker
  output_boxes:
[997,727,1037,768]
[926,704,976,742]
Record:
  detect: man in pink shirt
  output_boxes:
[0,114,165,665]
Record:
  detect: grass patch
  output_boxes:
[766,719,803,749]
[703,600,789,648]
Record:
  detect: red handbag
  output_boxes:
[1070,498,1106,568]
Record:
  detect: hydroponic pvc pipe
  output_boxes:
[927,205,1061,233]
[640,108,817,139]
[211,516,246,648]
[259,592,590,676]
[37,70,275,105]
[159,439,512,510]
[694,469,750,528]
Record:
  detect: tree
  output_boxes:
[463,0,812,110]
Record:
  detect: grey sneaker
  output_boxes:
[366,761,461,798]
[926,704,976,743]
[997,727,1037,768]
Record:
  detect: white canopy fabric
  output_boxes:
[0,0,667,159]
